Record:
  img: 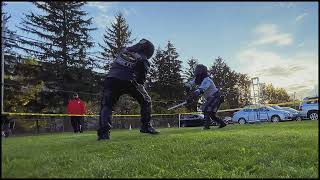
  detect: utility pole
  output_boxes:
[293,92,296,109]
[1,14,6,113]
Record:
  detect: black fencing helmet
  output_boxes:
[194,64,209,85]
[194,64,208,76]
[127,39,154,59]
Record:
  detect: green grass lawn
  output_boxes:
[1,121,319,178]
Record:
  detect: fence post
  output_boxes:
[36,119,39,134]
[178,113,181,128]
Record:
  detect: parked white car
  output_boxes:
[232,105,293,124]
[299,96,318,120]
[271,105,302,121]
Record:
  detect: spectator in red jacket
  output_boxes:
[67,93,86,133]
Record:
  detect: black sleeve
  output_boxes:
[134,59,150,84]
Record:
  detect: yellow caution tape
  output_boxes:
[2,98,317,117]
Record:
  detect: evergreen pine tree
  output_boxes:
[2,2,18,55]
[151,41,184,100]
[184,57,198,81]
[98,12,135,71]
[18,1,97,106]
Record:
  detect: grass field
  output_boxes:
[1,121,319,178]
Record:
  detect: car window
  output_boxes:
[267,106,276,110]
[305,97,318,104]
[307,100,316,104]
[181,115,190,119]
[272,106,282,110]
[257,108,263,111]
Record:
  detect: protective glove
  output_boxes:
[186,90,200,104]
[185,86,191,94]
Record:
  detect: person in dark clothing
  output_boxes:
[67,93,86,133]
[185,64,226,129]
[1,114,14,138]
[97,39,159,140]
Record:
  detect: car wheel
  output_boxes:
[238,118,246,124]
[296,117,302,121]
[271,115,280,123]
[308,111,318,120]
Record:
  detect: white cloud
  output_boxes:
[87,2,117,13]
[121,8,135,16]
[236,48,318,98]
[94,14,116,29]
[249,24,293,46]
[295,13,309,22]
[86,2,118,29]
[5,1,29,4]
[277,2,296,8]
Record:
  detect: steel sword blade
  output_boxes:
[167,101,187,110]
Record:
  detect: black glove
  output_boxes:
[185,86,191,94]
[186,90,199,104]
[186,97,193,105]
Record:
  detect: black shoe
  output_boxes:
[203,119,211,130]
[97,133,109,140]
[3,132,9,137]
[219,122,227,128]
[97,129,110,140]
[140,126,159,134]
[203,126,210,130]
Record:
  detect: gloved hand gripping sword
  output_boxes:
[167,87,199,110]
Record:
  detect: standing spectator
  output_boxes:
[1,114,14,138]
[67,93,86,133]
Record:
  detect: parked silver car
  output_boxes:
[271,105,302,121]
[232,105,293,124]
[299,96,318,120]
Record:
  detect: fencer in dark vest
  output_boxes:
[97,39,159,141]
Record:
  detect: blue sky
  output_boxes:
[3,1,319,99]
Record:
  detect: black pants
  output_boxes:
[202,92,224,126]
[70,116,83,132]
[98,77,152,131]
